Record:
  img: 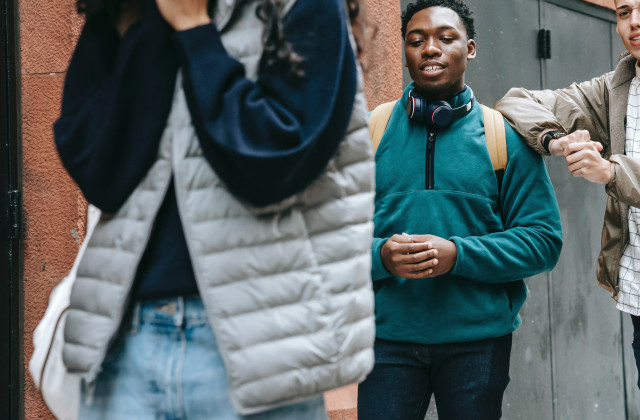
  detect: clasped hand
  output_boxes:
[548,130,613,184]
[380,234,457,279]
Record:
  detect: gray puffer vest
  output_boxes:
[62,0,376,414]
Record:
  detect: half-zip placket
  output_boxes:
[425,129,437,189]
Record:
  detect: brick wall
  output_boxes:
[19,0,84,418]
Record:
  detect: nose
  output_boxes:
[632,10,640,28]
[422,37,441,57]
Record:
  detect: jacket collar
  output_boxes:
[609,54,637,156]
[610,53,636,89]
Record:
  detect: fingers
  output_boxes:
[402,268,435,279]
[563,142,612,184]
[567,161,589,178]
[565,130,591,144]
[390,233,413,243]
[551,130,591,156]
[390,241,433,255]
[393,248,439,264]
[563,141,599,159]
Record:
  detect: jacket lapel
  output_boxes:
[609,55,636,156]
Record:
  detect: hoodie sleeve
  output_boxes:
[173,0,357,207]
[494,74,611,156]
[54,0,357,212]
[449,126,563,283]
[53,2,180,213]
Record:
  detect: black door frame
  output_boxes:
[1,0,23,418]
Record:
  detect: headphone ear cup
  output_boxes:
[406,92,425,121]
[405,95,416,120]
[427,101,454,127]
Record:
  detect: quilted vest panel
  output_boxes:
[63,0,375,414]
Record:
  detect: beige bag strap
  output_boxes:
[481,104,507,171]
[369,102,507,172]
[369,101,397,153]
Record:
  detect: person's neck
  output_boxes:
[417,85,467,103]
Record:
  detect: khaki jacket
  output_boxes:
[495,54,640,297]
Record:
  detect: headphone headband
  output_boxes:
[406,87,475,128]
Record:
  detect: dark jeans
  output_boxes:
[358,334,512,420]
[632,315,640,390]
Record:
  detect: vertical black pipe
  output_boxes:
[1,0,23,418]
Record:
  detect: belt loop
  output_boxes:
[176,296,185,328]
[130,301,142,335]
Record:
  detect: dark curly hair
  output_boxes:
[401,0,475,40]
[76,0,372,76]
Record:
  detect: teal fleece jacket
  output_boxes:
[372,84,562,344]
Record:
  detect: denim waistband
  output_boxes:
[130,295,209,331]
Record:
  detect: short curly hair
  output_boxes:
[401,0,475,40]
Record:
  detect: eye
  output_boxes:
[440,37,454,42]
[619,10,630,17]
[409,40,424,47]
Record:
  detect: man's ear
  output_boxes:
[467,39,477,61]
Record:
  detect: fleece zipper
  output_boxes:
[425,130,437,189]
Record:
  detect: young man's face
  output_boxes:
[616,0,640,60]
[404,6,476,101]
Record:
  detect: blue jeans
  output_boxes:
[79,296,328,420]
[632,315,640,390]
[358,334,512,420]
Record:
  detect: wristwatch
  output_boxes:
[542,131,566,153]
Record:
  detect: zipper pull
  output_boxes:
[427,131,436,151]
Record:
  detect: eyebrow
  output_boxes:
[617,4,629,10]
[407,25,457,36]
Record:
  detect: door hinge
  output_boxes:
[7,190,21,239]
[538,29,551,60]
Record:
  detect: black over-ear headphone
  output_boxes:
[406,87,475,128]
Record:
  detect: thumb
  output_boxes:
[593,141,604,152]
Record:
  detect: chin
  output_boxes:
[627,48,640,62]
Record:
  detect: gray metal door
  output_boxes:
[539,3,628,419]
[398,0,639,418]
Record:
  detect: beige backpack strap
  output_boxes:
[369,101,397,153]
[481,104,507,171]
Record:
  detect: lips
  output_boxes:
[630,32,640,46]
[419,62,447,77]
[420,62,446,71]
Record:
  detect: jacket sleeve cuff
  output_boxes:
[448,236,465,277]
[174,22,231,68]
[371,237,391,281]
[606,155,620,198]
[537,128,562,156]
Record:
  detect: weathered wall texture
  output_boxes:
[20,0,84,419]
[362,0,403,109]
